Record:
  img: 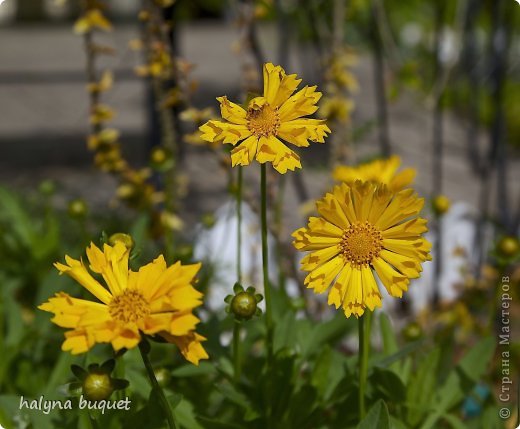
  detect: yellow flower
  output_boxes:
[319,96,355,122]
[292,181,431,318]
[199,63,330,174]
[333,155,416,192]
[432,195,451,215]
[90,104,115,125]
[87,71,113,94]
[74,9,112,34]
[39,242,208,365]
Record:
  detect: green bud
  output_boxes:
[497,236,519,259]
[225,283,263,321]
[83,372,114,401]
[68,199,88,218]
[108,233,135,250]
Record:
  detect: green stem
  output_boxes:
[138,342,178,429]
[260,164,273,359]
[274,175,287,296]
[358,313,371,420]
[237,166,243,282]
[233,321,241,383]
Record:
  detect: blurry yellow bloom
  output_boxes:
[319,96,354,122]
[74,9,112,34]
[160,211,184,231]
[87,71,113,94]
[128,39,144,51]
[497,236,520,258]
[179,107,215,125]
[161,88,182,108]
[199,63,330,174]
[156,0,176,7]
[293,181,431,317]
[90,104,115,125]
[333,155,416,192]
[184,131,217,148]
[432,195,451,215]
[325,49,359,93]
[88,128,120,151]
[39,242,208,365]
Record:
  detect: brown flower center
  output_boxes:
[109,289,150,323]
[246,102,280,138]
[340,221,383,267]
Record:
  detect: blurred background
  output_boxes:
[0,0,519,307]
[0,1,519,427]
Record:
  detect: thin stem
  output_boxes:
[261,163,273,360]
[237,166,243,282]
[138,342,178,429]
[358,313,371,420]
[233,321,241,383]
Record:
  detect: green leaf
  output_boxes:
[374,340,425,369]
[441,413,467,429]
[379,313,398,356]
[457,337,496,383]
[174,399,205,429]
[357,400,390,429]
[171,362,217,378]
[406,348,440,426]
[389,416,409,429]
[216,382,259,421]
[370,367,406,403]
[419,337,496,429]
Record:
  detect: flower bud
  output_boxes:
[497,236,519,259]
[150,146,173,171]
[68,199,88,219]
[83,372,114,401]
[402,322,423,342]
[225,283,263,321]
[432,195,450,216]
[39,180,56,196]
[108,233,135,250]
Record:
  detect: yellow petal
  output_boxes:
[301,245,340,271]
[54,258,112,304]
[230,135,259,167]
[217,96,247,124]
[170,312,200,336]
[256,136,301,174]
[111,327,141,351]
[372,257,409,297]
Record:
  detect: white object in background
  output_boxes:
[193,200,278,311]
[396,202,479,313]
[0,0,16,24]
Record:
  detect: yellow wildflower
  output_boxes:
[74,9,112,34]
[333,155,416,192]
[90,104,115,125]
[87,71,113,94]
[293,181,431,318]
[432,195,451,215]
[39,242,208,365]
[199,63,330,174]
[319,96,355,122]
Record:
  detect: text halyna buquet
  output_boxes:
[19,395,131,415]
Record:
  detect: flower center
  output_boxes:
[340,221,383,267]
[246,102,280,138]
[109,289,150,323]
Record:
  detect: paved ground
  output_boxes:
[0,22,518,232]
